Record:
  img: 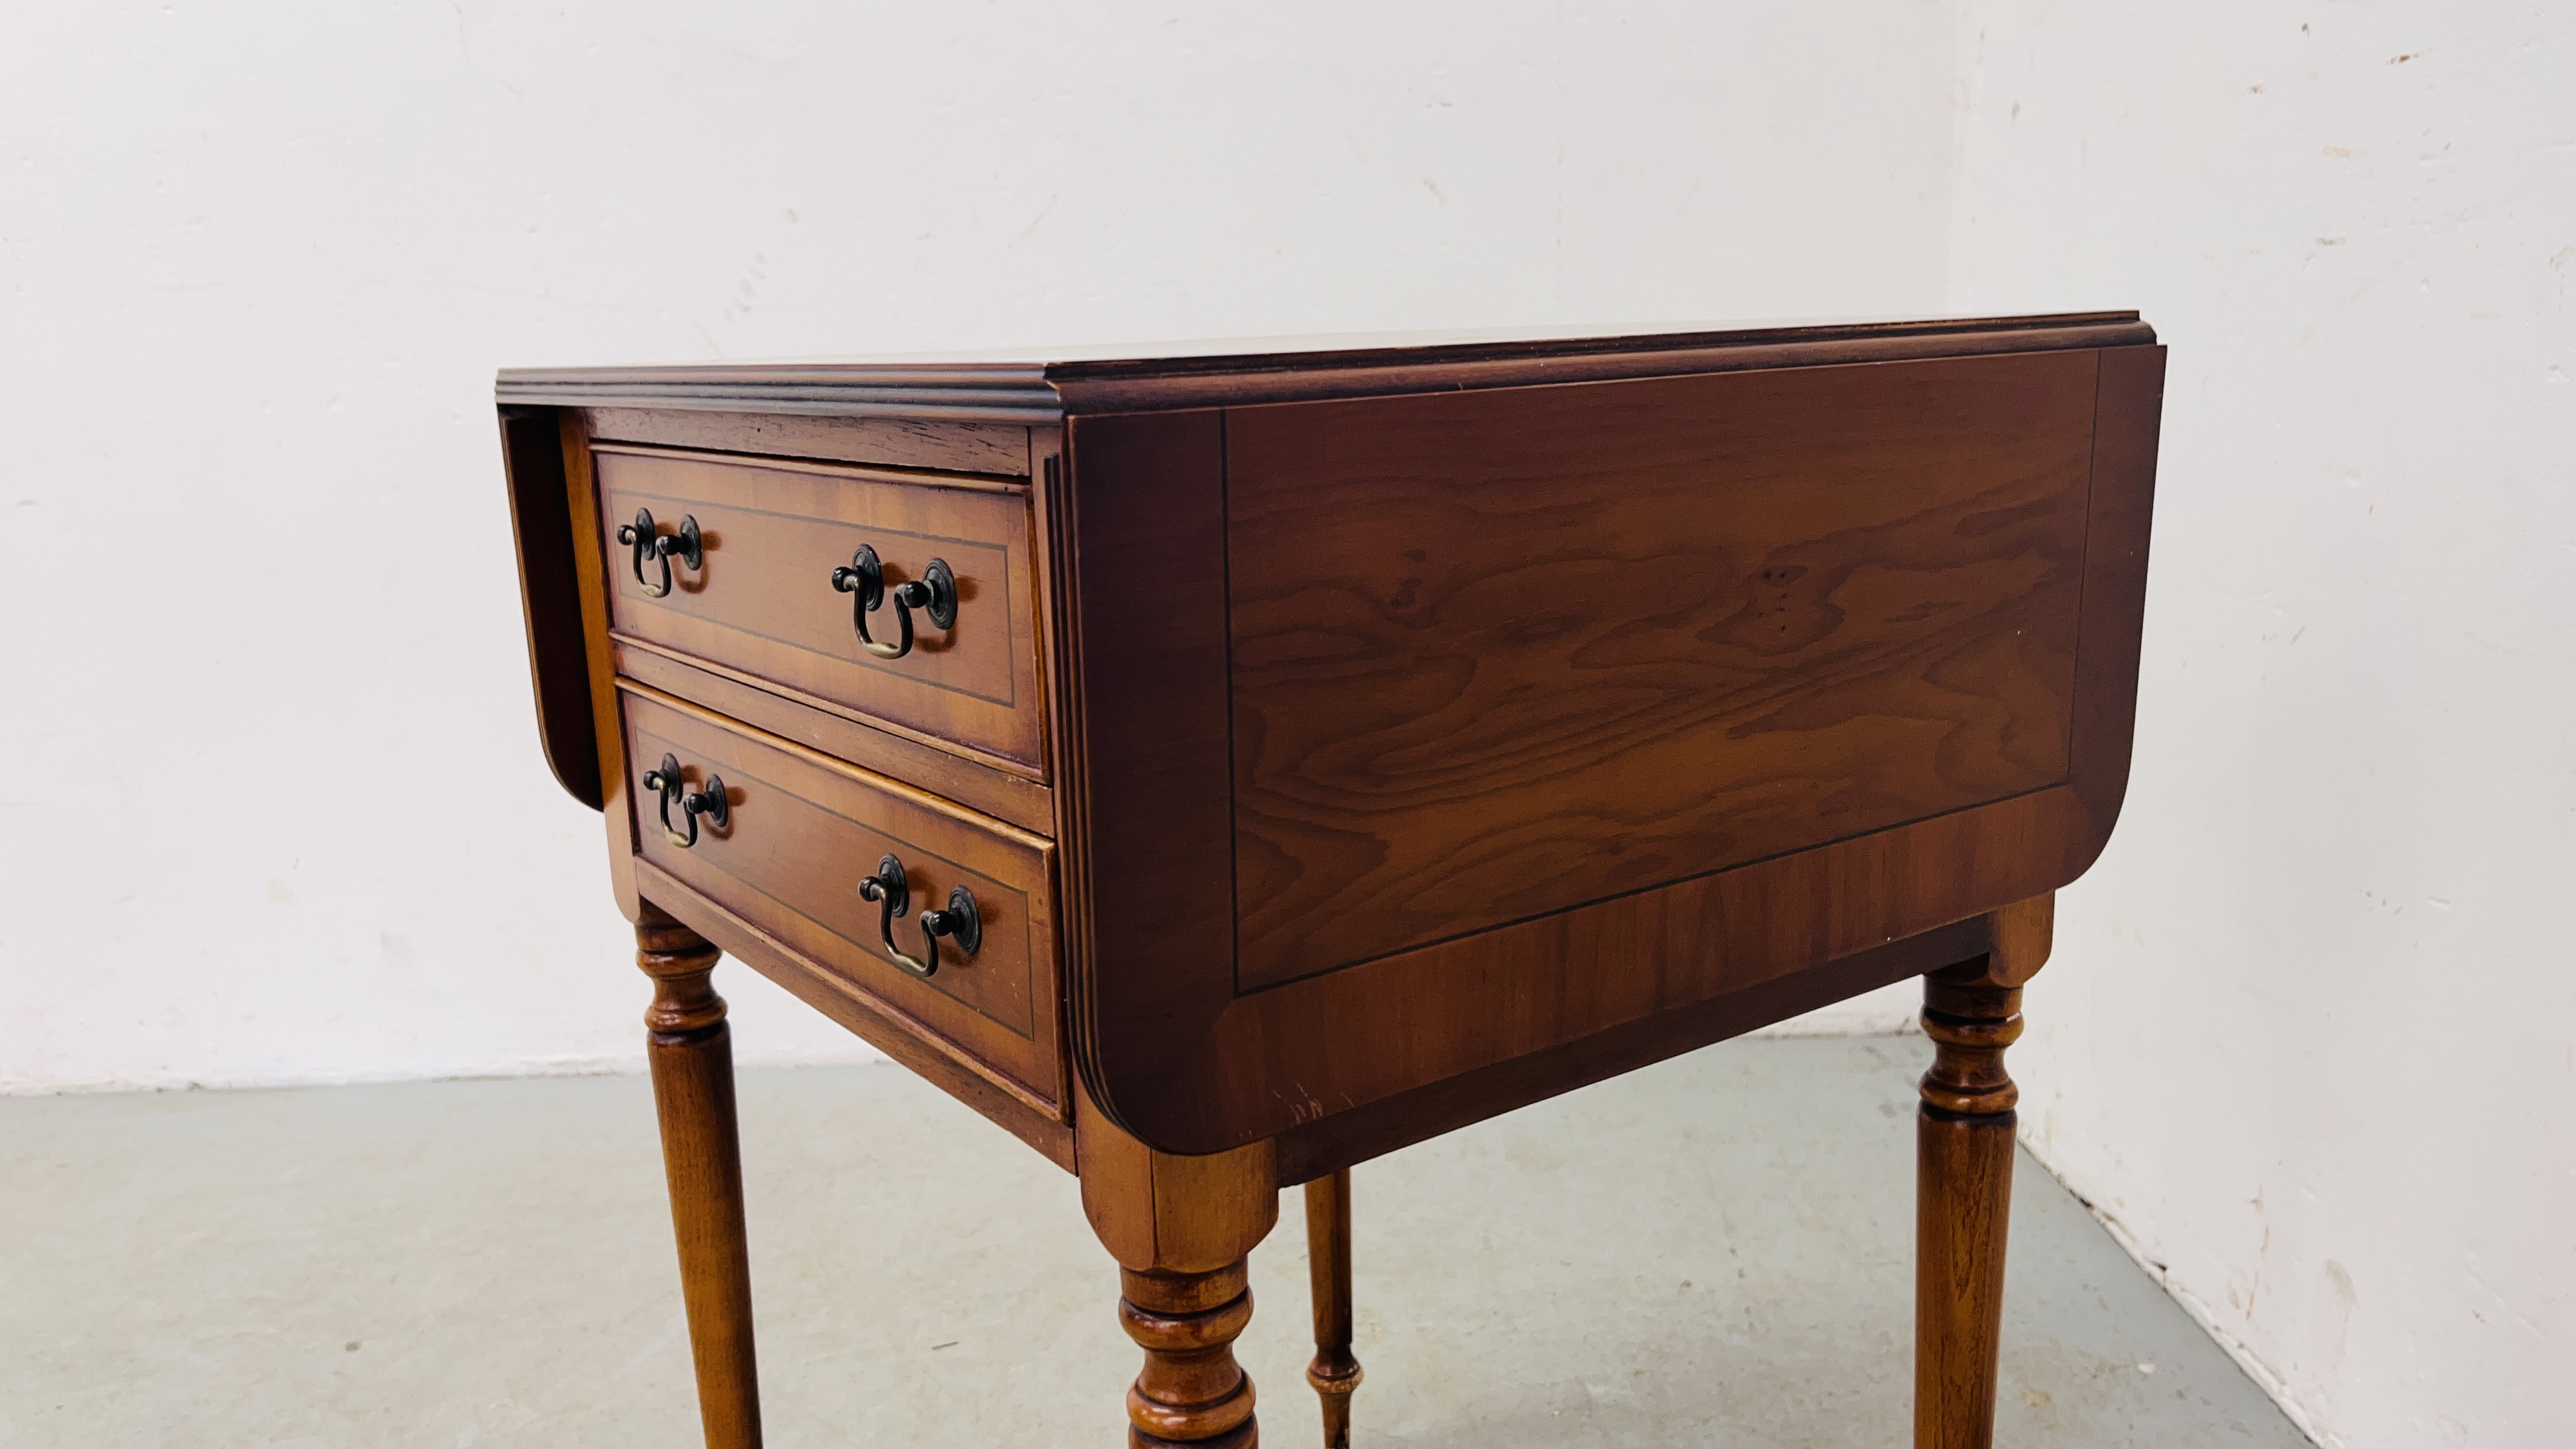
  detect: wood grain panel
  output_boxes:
[1051,410,1236,1139]
[613,644,1054,836]
[638,861,1073,1168]
[1050,318,2151,414]
[560,411,641,921]
[1224,350,2099,987]
[1133,785,2083,1154]
[1272,912,1993,1184]
[498,406,602,808]
[621,687,1062,1110]
[597,446,1046,774]
[584,407,1031,477]
[2064,345,2166,868]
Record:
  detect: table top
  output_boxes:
[496,311,2155,418]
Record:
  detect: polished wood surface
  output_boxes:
[1050,408,1234,1133]
[1039,314,2155,413]
[1302,1170,1360,1449]
[633,905,762,1449]
[614,643,1055,836]
[1064,346,2160,1156]
[586,406,1032,477]
[1119,1262,1260,1449]
[498,406,601,808]
[1270,915,1988,1187]
[2066,345,2166,852]
[496,313,2165,1448]
[597,445,1046,776]
[637,857,1075,1170]
[496,313,2154,420]
[622,686,1064,1114]
[1915,942,2038,1449]
[1078,1083,1278,1449]
[1226,350,2094,988]
[557,410,644,921]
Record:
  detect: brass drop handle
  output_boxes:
[615,507,702,598]
[640,753,728,848]
[829,546,958,660]
[855,854,982,979]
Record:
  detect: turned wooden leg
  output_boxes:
[1303,1170,1361,1449]
[635,904,763,1449]
[1078,1084,1278,1448]
[1121,1262,1261,1448]
[1914,894,2050,1449]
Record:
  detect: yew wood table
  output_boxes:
[496,313,2163,1449]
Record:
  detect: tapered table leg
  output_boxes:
[1914,958,2024,1449]
[1303,1170,1361,1448]
[635,903,762,1449]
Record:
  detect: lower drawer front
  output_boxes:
[620,686,1062,1112]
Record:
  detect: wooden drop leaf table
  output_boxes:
[496,314,2163,1448]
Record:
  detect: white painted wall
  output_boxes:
[1949,5,2576,1446]
[0,2,1961,1093]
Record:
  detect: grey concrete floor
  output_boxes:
[0,1037,2308,1448]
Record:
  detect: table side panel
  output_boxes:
[1224,351,2099,988]
[1061,349,2160,1155]
[562,412,645,921]
[1052,411,1237,1133]
[2064,345,2167,861]
[498,406,602,809]
[1160,786,2082,1153]
[1272,912,1996,1183]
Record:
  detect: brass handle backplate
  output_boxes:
[856,854,981,978]
[830,546,958,660]
[615,508,702,598]
[640,753,728,848]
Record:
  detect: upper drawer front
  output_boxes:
[595,446,1045,776]
[622,687,1062,1112]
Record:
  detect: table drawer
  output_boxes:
[620,687,1063,1112]
[595,445,1045,775]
